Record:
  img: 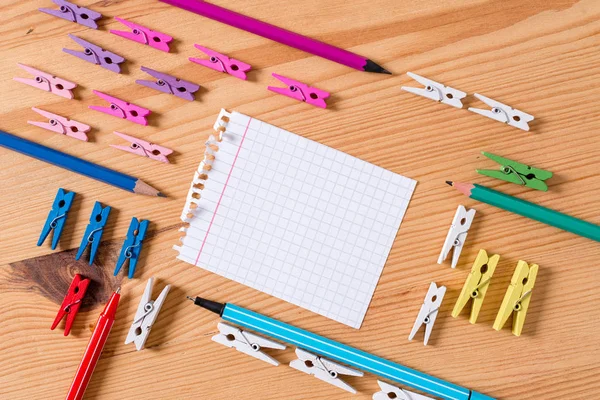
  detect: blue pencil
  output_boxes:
[0,130,165,197]
[187,296,495,400]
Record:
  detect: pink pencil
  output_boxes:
[160,0,390,74]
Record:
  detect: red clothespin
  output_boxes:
[189,45,251,80]
[51,274,90,336]
[89,90,151,126]
[111,131,173,163]
[268,73,329,108]
[110,17,173,52]
[14,63,77,99]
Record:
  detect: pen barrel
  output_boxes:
[472,184,600,242]
[65,293,120,400]
[160,0,367,70]
[0,130,136,193]
[222,304,481,400]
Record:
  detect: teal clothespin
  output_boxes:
[114,217,149,279]
[477,152,553,191]
[76,202,111,265]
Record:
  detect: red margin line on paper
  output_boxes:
[195,117,252,266]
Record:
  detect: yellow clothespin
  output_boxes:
[493,260,538,336]
[452,249,500,324]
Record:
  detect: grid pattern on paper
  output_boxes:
[177,111,416,328]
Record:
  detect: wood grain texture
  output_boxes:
[1,0,599,399]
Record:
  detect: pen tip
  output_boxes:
[381,69,392,75]
[157,192,167,198]
[445,181,453,186]
[186,296,195,301]
[115,287,121,294]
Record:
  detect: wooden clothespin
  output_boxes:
[438,205,476,268]
[493,261,539,336]
[37,188,76,250]
[373,380,435,400]
[452,249,500,324]
[211,322,286,366]
[51,274,90,336]
[75,202,111,265]
[290,348,364,393]
[110,17,173,52]
[408,282,446,345]
[114,217,149,279]
[268,73,330,108]
[63,34,125,73]
[125,277,170,350]
[477,152,552,191]
[468,93,534,131]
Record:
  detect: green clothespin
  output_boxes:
[477,152,553,191]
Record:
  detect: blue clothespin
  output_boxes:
[76,202,111,265]
[38,188,76,249]
[114,217,149,279]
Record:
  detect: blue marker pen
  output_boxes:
[187,296,495,400]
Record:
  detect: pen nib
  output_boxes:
[186,296,195,301]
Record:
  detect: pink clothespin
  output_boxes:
[136,66,200,101]
[189,45,251,80]
[111,131,172,163]
[63,34,125,74]
[14,63,77,99]
[89,90,151,126]
[110,17,173,52]
[268,74,329,108]
[28,107,90,141]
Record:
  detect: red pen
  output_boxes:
[65,288,121,400]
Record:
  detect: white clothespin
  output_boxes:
[409,282,446,346]
[401,72,467,108]
[290,348,363,393]
[212,322,286,366]
[373,380,435,400]
[468,93,534,131]
[125,277,170,350]
[438,205,476,268]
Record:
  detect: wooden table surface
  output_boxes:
[1,0,599,399]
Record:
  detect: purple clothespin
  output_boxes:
[39,0,102,29]
[28,107,90,141]
[111,132,173,163]
[268,74,329,108]
[89,90,151,126]
[136,66,200,101]
[63,34,125,73]
[110,17,173,52]
[189,45,251,80]
[14,63,77,99]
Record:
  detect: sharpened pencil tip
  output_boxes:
[446,181,453,186]
[364,59,391,74]
[157,192,167,198]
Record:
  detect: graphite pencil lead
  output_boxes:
[446,181,454,186]
[364,59,391,74]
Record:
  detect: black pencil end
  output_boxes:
[364,59,391,74]
[157,192,167,198]
[445,181,454,186]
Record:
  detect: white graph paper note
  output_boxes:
[175,109,416,328]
